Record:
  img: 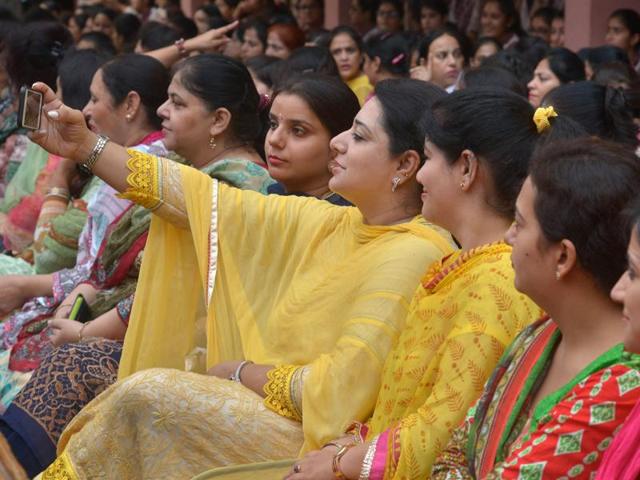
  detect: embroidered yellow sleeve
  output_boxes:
[263,365,307,422]
[118,148,162,210]
[41,452,79,480]
[118,149,188,228]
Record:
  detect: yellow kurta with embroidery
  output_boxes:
[39,149,454,467]
[361,243,541,479]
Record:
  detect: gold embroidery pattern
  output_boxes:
[264,365,303,421]
[118,149,161,210]
[41,453,77,480]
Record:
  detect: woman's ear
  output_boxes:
[372,56,382,73]
[396,149,421,181]
[125,91,142,120]
[555,239,578,281]
[458,149,479,191]
[208,107,232,137]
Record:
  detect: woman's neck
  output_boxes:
[122,123,155,148]
[189,140,253,169]
[281,176,333,199]
[547,282,624,367]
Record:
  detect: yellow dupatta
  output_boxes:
[118,153,456,450]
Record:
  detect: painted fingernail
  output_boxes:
[47,110,60,119]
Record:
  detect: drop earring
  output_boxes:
[391,176,401,192]
[209,136,216,150]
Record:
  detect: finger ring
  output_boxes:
[293,464,301,473]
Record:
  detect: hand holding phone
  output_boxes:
[17,86,43,131]
[68,294,92,324]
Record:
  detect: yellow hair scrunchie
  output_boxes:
[533,106,558,133]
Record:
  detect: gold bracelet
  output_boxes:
[332,443,355,480]
[77,320,92,342]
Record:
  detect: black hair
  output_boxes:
[88,5,118,22]
[242,19,268,47]
[175,54,269,158]
[198,4,222,19]
[0,6,17,21]
[307,31,332,49]
[275,46,339,84]
[376,78,445,163]
[100,54,169,130]
[364,32,410,76]
[246,55,282,90]
[609,9,640,36]
[114,13,142,53]
[472,36,502,57]
[462,66,526,96]
[510,35,549,70]
[139,22,181,51]
[5,21,72,91]
[419,0,448,17]
[543,81,637,146]
[353,0,378,24]
[168,12,198,39]
[483,49,533,85]
[530,6,555,27]
[378,0,404,17]
[329,26,364,53]
[530,138,640,294]
[58,49,111,110]
[579,45,631,68]
[422,87,540,217]
[23,7,58,23]
[593,61,638,89]
[70,13,89,31]
[481,0,525,37]
[545,47,585,83]
[273,75,359,138]
[78,31,117,56]
[417,26,470,63]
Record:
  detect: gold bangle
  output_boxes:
[332,443,355,480]
[322,441,343,451]
[77,320,92,342]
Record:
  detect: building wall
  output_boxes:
[565,0,640,50]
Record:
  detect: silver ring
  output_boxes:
[293,464,301,473]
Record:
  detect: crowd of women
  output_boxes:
[0,0,640,479]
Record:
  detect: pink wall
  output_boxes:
[565,0,640,50]
[324,0,350,29]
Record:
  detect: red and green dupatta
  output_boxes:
[467,317,558,477]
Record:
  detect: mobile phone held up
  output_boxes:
[17,86,43,131]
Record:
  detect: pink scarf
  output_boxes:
[596,399,640,480]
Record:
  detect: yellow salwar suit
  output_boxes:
[195,243,541,480]
[39,151,454,480]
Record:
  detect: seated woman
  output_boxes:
[431,138,640,479]
[280,90,564,480]
[29,78,454,479]
[595,200,640,480]
[328,26,373,106]
[265,75,357,205]
[0,49,111,277]
[0,52,278,478]
[0,54,170,409]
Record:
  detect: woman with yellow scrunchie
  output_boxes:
[200,96,564,480]
[28,78,455,480]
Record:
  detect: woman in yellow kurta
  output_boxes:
[30,79,455,479]
[278,91,568,480]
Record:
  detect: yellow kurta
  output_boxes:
[346,74,374,106]
[361,242,541,479]
[40,151,454,479]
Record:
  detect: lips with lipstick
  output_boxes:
[268,155,287,167]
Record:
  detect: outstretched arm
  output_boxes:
[29,82,131,194]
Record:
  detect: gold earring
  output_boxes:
[460,182,465,189]
[555,271,560,280]
[209,136,216,150]
[391,176,401,192]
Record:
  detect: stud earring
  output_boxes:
[125,114,132,121]
[391,176,401,192]
[460,182,465,189]
[209,136,216,150]
[555,271,560,280]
